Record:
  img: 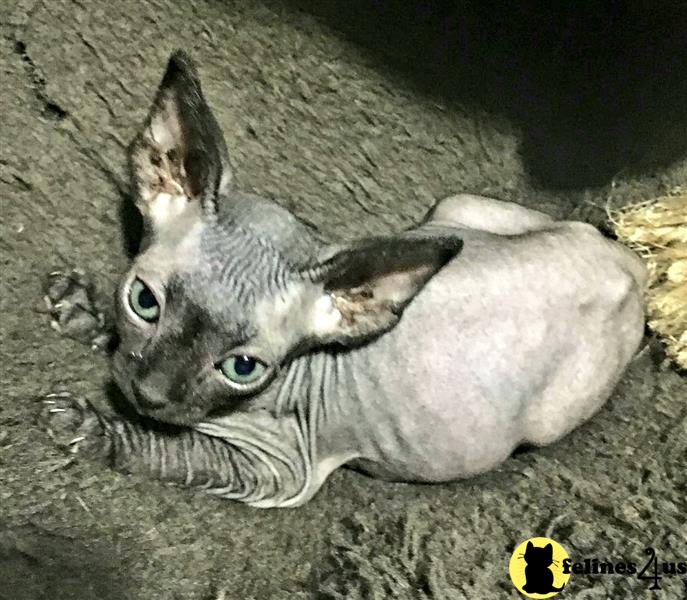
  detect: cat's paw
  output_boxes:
[39,269,110,349]
[39,392,110,460]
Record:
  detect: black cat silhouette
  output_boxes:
[522,541,566,594]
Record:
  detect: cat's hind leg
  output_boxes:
[425,193,555,235]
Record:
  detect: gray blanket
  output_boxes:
[1,1,685,598]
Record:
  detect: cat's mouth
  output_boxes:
[110,352,208,427]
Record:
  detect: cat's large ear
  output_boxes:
[129,50,232,231]
[526,541,534,552]
[296,234,463,346]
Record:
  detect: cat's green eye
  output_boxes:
[219,355,267,385]
[128,278,160,323]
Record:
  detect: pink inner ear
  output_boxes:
[131,50,233,221]
[151,100,183,149]
[133,98,195,205]
[370,264,436,304]
[133,139,186,203]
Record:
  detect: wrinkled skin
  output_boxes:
[42,51,647,508]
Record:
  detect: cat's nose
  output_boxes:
[131,380,167,410]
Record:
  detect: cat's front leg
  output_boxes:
[40,393,113,463]
[39,396,314,508]
[38,269,112,349]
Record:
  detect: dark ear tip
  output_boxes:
[447,238,463,253]
[436,237,463,263]
[169,49,194,67]
[163,49,200,85]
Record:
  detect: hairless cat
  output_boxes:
[41,51,646,508]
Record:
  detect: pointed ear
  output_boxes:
[129,50,232,230]
[299,235,463,346]
[527,542,534,551]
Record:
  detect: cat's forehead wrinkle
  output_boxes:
[212,191,322,266]
[196,220,294,305]
[201,220,305,276]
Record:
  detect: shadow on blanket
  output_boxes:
[0,524,137,600]
[285,0,687,190]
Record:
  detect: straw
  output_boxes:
[611,191,687,370]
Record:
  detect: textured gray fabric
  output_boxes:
[1,1,685,598]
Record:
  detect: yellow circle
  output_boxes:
[509,537,571,598]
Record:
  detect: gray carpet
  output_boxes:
[1,1,685,598]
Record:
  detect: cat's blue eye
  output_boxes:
[128,278,160,322]
[219,355,267,385]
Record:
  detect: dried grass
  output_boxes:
[611,191,687,370]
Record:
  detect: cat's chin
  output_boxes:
[134,404,209,428]
[146,414,196,428]
[151,414,203,429]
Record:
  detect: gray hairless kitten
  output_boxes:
[41,51,647,508]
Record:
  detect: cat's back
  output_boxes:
[417,218,645,303]
[403,218,646,406]
[344,220,646,480]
